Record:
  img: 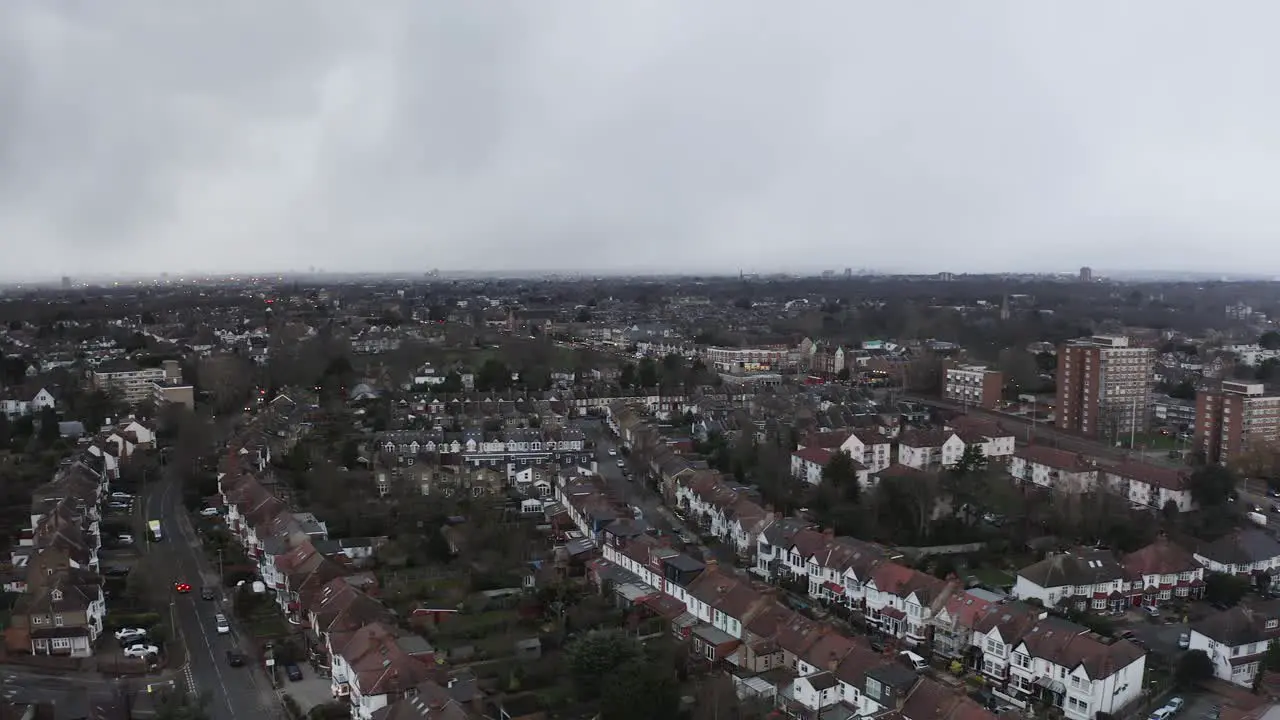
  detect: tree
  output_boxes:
[475,358,511,392]
[1174,650,1214,690]
[618,363,637,389]
[37,406,61,446]
[821,450,861,503]
[1260,332,1280,351]
[599,656,680,720]
[1189,465,1237,507]
[567,630,639,700]
[1204,572,1250,607]
[637,358,659,388]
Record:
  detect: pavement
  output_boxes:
[143,469,286,720]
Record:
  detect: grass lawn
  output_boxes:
[1121,433,1179,451]
[968,567,1015,589]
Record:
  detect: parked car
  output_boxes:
[215,614,230,635]
[226,649,246,667]
[114,627,148,643]
[111,492,133,499]
[123,644,159,659]
[198,507,220,517]
[1143,606,1160,618]
[607,448,617,456]
[284,663,303,681]
[1166,698,1186,714]
[117,534,134,545]
[1150,708,1176,720]
[1178,632,1190,649]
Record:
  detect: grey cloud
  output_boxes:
[2,1,1280,280]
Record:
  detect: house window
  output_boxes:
[1067,696,1089,714]
[983,637,1005,657]
[54,615,63,627]
[32,616,44,625]
[1267,620,1278,630]
[865,678,882,700]
[51,638,72,650]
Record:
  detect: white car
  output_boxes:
[123,644,159,658]
[607,449,617,456]
[115,627,147,643]
[215,614,230,635]
[198,508,220,517]
[111,492,133,499]
[117,534,135,545]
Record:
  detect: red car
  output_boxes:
[174,582,191,593]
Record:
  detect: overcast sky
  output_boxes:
[3,2,1279,281]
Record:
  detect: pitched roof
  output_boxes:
[1017,549,1124,589]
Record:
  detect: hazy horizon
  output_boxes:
[6,2,1280,281]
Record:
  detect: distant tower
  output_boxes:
[1000,295,1010,321]
[61,276,71,290]
[844,268,852,279]
[1079,266,1093,283]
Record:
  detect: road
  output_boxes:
[582,420,719,561]
[144,472,284,720]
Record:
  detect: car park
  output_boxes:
[123,644,159,659]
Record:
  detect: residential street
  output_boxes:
[143,471,284,720]
[583,419,720,561]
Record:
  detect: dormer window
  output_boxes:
[1268,620,1279,630]
[51,589,63,602]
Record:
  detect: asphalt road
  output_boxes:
[144,472,283,720]
[583,420,719,560]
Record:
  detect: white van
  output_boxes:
[899,651,928,671]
